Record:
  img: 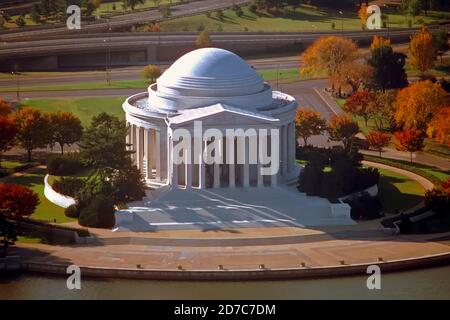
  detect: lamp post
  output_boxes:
[11,71,20,102]
[104,20,111,86]
[384,4,390,38]
[339,10,343,32]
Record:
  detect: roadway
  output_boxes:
[0,28,423,59]
[0,0,251,41]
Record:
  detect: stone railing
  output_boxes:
[44,174,76,209]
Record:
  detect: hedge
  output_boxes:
[363,155,444,187]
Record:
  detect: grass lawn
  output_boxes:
[0,160,23,170]
[160,5,450,32]
[376,168,426,214]
[95,0,181,15]
[0,79,150,93]
[0,68,306,92]
[1,167,74,223]
[23,96,126,126]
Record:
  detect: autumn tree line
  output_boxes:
[297,27,449,165]
[0,99,83,167]
[0,101,146,231]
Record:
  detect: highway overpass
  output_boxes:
[1,27,446,71]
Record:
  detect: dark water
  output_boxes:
[1,266,449,299]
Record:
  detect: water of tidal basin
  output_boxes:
[1,266,449,299]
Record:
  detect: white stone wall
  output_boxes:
[43,174,76,208]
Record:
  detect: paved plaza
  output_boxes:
[115,186,355,232]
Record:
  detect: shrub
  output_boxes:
[78,195,116,228]
[47,154,84,176]
[52,177,84,197]
[249,4,257,13]
[425,188,450,214]
[346,193,383,220]
[298,165,323,196]
[64,204,80,218]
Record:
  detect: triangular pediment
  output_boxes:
[169,103,278,126]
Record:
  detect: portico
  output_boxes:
[123,48,299,190]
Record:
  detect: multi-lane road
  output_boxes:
[0,28,430,59]
[0,0,251,41]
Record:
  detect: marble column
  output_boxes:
[270,133,277,187]
[243,138,250,187]
[199,139,206,189]
[213,138,221,188]
[125,122,131,152]
[257,135,263,187]
[281,125,287,177]
[136,126,143,171]
[291,121,296,172]
[185,150,192,189]
[144,128,151,179]
[171,139,178,187]
[155,130,161,181]
[227,137,235,188]
[131,124,136,164]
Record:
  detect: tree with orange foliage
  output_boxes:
[358,4,368,28]
[294,108,327,146]
[327,115,360,150]
[370,35,391,50]
[15,107,52,162]
[428,106,450,146]
[366,130,391,157]
[343,90,378,126]
[142,64,162,83]
[196,30,212,48]
[145,22,161,32]
[0,117,17,168]
[49,111,83,154]
[394,129,425,164]
[0,183,39,218]
[300,36,359,95]
[409,27,435,74]
[394,80,449,131]
[0,98,13,117]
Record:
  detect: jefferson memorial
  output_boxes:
[123,48,298,189]
[118,48,352,230]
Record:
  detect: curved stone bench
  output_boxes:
[44,174,76,209]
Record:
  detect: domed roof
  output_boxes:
[156,48,265,97]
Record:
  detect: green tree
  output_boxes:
[49,111,83,154]
[432,29,449,63]
[368,36,408,91]
[122,0,145,10]
[142,64,162,83]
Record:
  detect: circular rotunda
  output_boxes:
[123,48,299,189]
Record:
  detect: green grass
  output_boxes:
[23,97,126,126]
[364,154,449,185]
[160,5,450,32]
[0,68,306,92]
[95,0,182,15]
[0,79,150,93]
[16,235,44,244]
[0,160,23,170]
[376,167,425,214]
[1,167,74,223]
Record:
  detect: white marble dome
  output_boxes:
[148,48,273,112]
